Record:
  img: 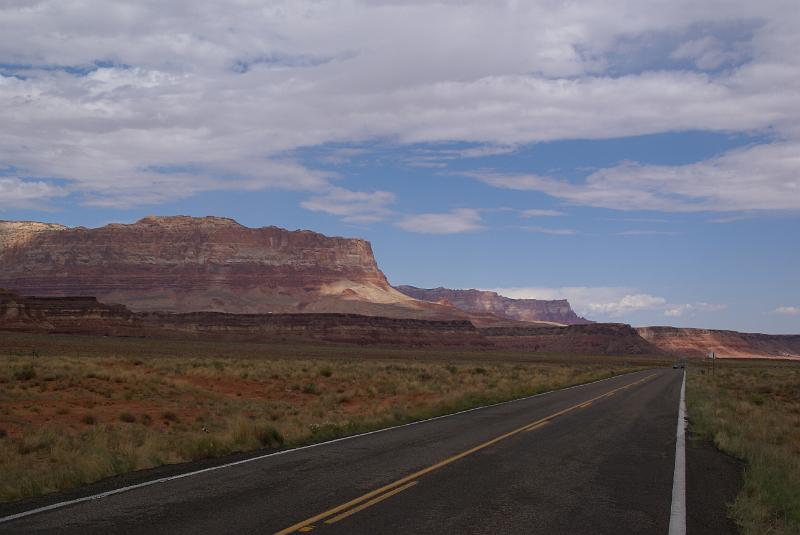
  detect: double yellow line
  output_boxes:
[275,373,655,534]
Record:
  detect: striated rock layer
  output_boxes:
[0,216,456,318]
[0,221,67,250]
[395,286,592,325]
[637,326,800,360]
[0,290,486,346]
[0,289,137,334]
[1,289,662,354]
[484,323,661,355]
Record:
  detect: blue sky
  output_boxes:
[1,1,798,332]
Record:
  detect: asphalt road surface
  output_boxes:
[2,368,692,534]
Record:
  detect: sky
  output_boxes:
[0,0,798,333]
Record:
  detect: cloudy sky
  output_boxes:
[1,0,798,332]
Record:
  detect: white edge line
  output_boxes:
[668,370,687,535]
[0,368,653,524]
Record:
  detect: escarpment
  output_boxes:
[637,326,800,359]
[0,216,428,315]
[395,286,592,325]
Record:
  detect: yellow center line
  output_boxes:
[273,373,656,534]
[323,481,419,525]
[522,420,550,433]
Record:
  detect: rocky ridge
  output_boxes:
[0,289,660,354]
[0,289,136,334]
[395,286,592,325]
[637,326,800,359]
[0,221,67,249]
[484,323,661,355]
[0,289,486,346]
[0,216,455,318]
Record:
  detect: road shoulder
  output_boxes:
[686,435,743,535]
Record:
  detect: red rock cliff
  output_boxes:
[0,216,420,314]
[395,286,592,325]
[637,326,800,359]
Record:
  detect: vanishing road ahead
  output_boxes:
[2,368,688,534]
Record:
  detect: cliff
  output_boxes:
[0,216,450,317]
[484,323,662,355]
[637,326,800,359]
[0,289,661,354]
[0,289,139,335]
[0,221,67,249]
[395,286,592,325]
[0,290,486,346]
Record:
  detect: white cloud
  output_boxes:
[469,142,800,212]
[708,215,751,224]
[609,217,670,223]
[491,286,665,317]
[521,209,566,217]
[405,145,518,168]
[670,36,748,70]
[616,230,678,236]
[587,293,667,316]
[396,208,483,234]
[519,226,577,235]
[456,145,518,158]
[0,1,796,209]
[0,177,67,209]
[300,187,395,223]
[317,148,370,165]
[664,302,727,317]
[491,286,726,320]
[772,306,800,316]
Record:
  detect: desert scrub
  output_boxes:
[688,363,800,535]
[0,350,646,502]
[118,412,136,423]
[13,363,37,381]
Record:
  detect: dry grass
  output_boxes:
[688,361,800,535]
[0,333,652,502]
[0,331,664,366]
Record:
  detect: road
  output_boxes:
[2,368,687,534]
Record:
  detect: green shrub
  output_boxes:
[301,383,320,395]
[183,436,224,461]
[254,424,284,448]
[14,364,36,381]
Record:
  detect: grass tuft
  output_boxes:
[13,364,36,381]
[119,412,136,423]
[688,362,800,535]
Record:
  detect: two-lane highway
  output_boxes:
[1,368,683,534]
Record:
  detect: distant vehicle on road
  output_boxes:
[672,359,687,369]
